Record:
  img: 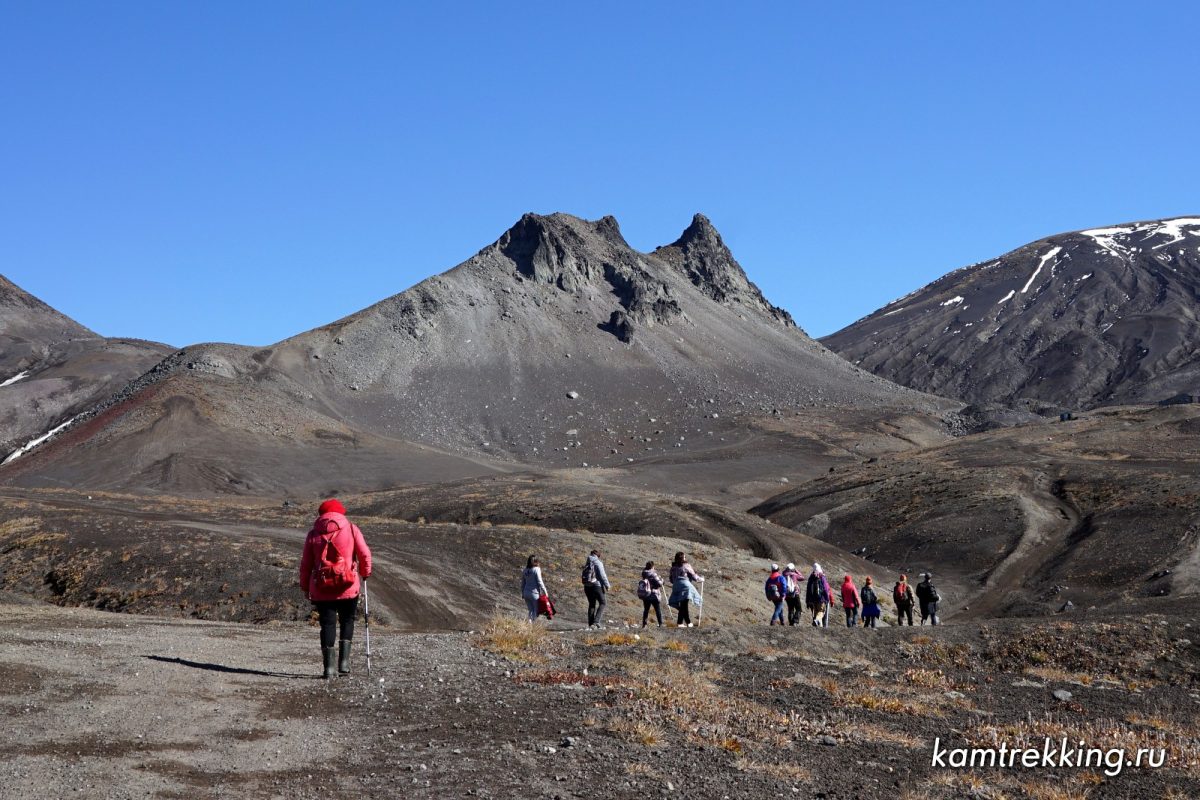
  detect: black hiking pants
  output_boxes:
[896,604,913,626]
[785,596,802,625]
[585,584,607,626]
[315,597,358,648]
[642,596,662,626]
[676,599,691,625]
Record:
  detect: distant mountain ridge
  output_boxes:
[1,212,944,495]
[0,275,172,457]
[823,216,1200,410]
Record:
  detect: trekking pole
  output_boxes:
[696,578,705,628]
[362,580,372,676]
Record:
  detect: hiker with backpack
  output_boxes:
[298,498,373,679]
[860,576,881,628]
[805,563,832,627]
[893,574,915,626]
[765,564,788,625]
[521,555,550,622]
[916,572,941,626]
[668,551,703,627]
[782,562,804,626]
[581,549,611,628]
[840,574,861,627]
[638,561,664,627]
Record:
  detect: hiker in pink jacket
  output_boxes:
[298,499,373,678]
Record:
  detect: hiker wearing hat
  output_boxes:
[840,574,861,627]
[893,574,915,626]
[805,563,832,627]
[298,499,373,679]
[765,564,788,625]
[916,572,941,626]
[781,563,804,626]
[859,576,882,628]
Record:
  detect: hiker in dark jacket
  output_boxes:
[668,551,703,627]
[893,574,915,626]
[860,576,881,628]
[582,550,611,628]
[765,564,788,625]
[298,498,372,679]
[916,572,940,626]
[805,563,831,627]
[781,563,804,626]
[639,561,664,627]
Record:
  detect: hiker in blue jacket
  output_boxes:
[765,564,788,625]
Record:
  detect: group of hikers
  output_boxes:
[521,549,943,630]
[295,499,943,679]
[522,549,706,628]
[764,562,940,628]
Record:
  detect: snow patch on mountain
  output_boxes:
[3,414,81,465]
[940,296,964,307]
[1081,218,1200,258]
[1021,247,1061,294]
[0,371,29,387]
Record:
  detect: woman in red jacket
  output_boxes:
[298,499,373,678]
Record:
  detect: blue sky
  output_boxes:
[3,2,1198,346]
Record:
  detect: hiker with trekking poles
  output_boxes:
[668,551,704,627]
[298,498,373,679]
[806,563,833,627]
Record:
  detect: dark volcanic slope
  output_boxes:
[0,275,172,457]
[2,213,947,495]
[824,216,1200,410]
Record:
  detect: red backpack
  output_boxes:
[312,519,355,593]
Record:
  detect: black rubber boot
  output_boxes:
[338,640,352,675]
[322,647,336,679]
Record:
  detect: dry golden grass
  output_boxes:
[800,675,939,717]
[585,631,640,647]
[1026,666,1096,685]
[607,717,664,747]
[971,715,1199,771]
[661,639,689,653]
[904,667,948,688]
[476,613,567,663]
[623,762,660,779]
[851,722,925,749]
[734,757,810,782]
[1020,781,1093,800]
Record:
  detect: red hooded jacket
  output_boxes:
[840,576,861,609]
[298,512,372,601]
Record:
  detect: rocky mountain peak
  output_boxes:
[654,215,795,327]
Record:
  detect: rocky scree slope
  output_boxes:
[2,213,945,495]
[0,274,172,458]
[823,217,1200,410]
